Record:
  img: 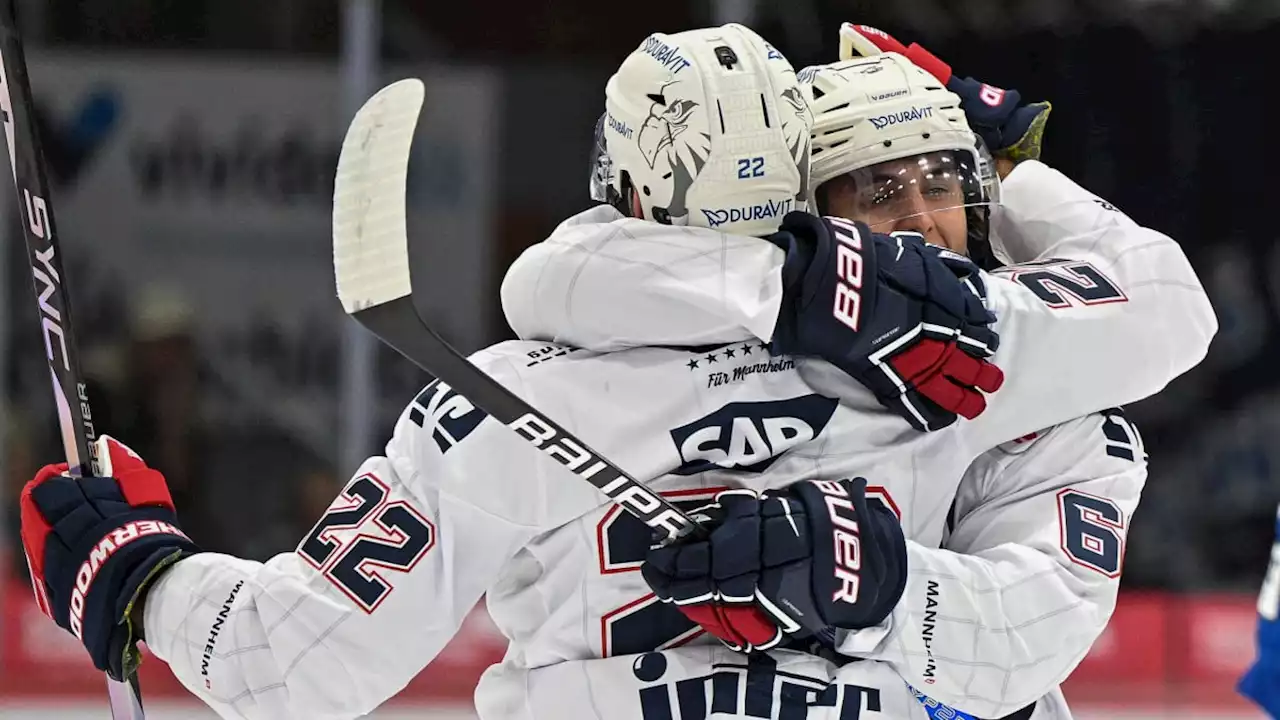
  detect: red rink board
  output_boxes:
[0,582,1261,710]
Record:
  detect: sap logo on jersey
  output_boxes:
[702,198,793,229]
[869,105,934,130]
[669,394,837,475]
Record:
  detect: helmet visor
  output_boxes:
[588,113,613,204]
[829,149,995,231]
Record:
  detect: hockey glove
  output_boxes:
[642,478,908,653]
[20,436,201,680]
[839,23,1051,165]
[767,212,1003,431]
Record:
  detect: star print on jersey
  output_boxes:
[683,343,799,389]
[686,343,769,372]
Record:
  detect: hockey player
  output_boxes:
[1241,504,1280,717]
[18,24,1211,720]
[498,28,1190,719]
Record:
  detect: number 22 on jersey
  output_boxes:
[995,259,1127,309]
[297,473,436,613]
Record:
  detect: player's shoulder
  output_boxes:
[987,408,1146,467]
[962,409,1147,503]
[542,204,718,249]
[467,339,596,380]
[385,339,601,450]
[379,340,620,528]
[466,338,710,388]
[379,338,828,519]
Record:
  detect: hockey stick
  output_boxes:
[0,3,146,718]
[332,79,702,543]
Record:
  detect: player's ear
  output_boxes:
[616,172,642,219]
[630,187,644,218]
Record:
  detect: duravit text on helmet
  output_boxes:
[641,36,693,75]
[869,105,935,130]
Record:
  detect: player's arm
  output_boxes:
[502,171,1215,441]
[960,159,1215,447]
[500,205,783,350]
[20,373,544,719]
[832,410,1147,716]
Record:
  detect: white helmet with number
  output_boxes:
[589,24,812,237]
[798,53,1000,263]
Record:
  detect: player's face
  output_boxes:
[820,152,970,254]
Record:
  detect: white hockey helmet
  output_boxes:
[589,24,812,237]
[798,53,1000,263]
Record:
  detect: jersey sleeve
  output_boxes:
[832,411,1147,717]
[139,370,547,719]
[961,159,1217,448]
[500,205,782,350]
[501,162,1216,447]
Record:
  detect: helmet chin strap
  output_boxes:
[965,204,999,270]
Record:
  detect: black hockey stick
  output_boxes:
[332,79,702,543]
[0,3,146,718]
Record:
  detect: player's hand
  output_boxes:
[641,479,908,652]
[767,212,1004,431]
[838,23,1051,168]
[20,436,201,681]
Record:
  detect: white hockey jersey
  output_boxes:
[139,161,1210,720]
[493,160,1184,717]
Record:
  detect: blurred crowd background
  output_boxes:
[0,0,1277,714]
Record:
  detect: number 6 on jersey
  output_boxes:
[1057,488,1125,578]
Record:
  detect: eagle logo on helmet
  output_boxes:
[779,84,813,203]
[632,81,713,226]
[638,95,700,170]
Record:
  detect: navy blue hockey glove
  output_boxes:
[766,212,1003,431]
[20,436,201,681]
[839,23,1051,164]
[642,478,908,653]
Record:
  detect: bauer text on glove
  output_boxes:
[642,478,908,652]
[766,212,1003,431]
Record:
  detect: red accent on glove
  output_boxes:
[19,436,174,619]
[846,24,954,84]
[19,462,65,618]
[889,339,1004,420]
[99,436,175,511]
[677,603,781,650]
[944,349,1006,394]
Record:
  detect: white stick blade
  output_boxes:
[333,78,425,314]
